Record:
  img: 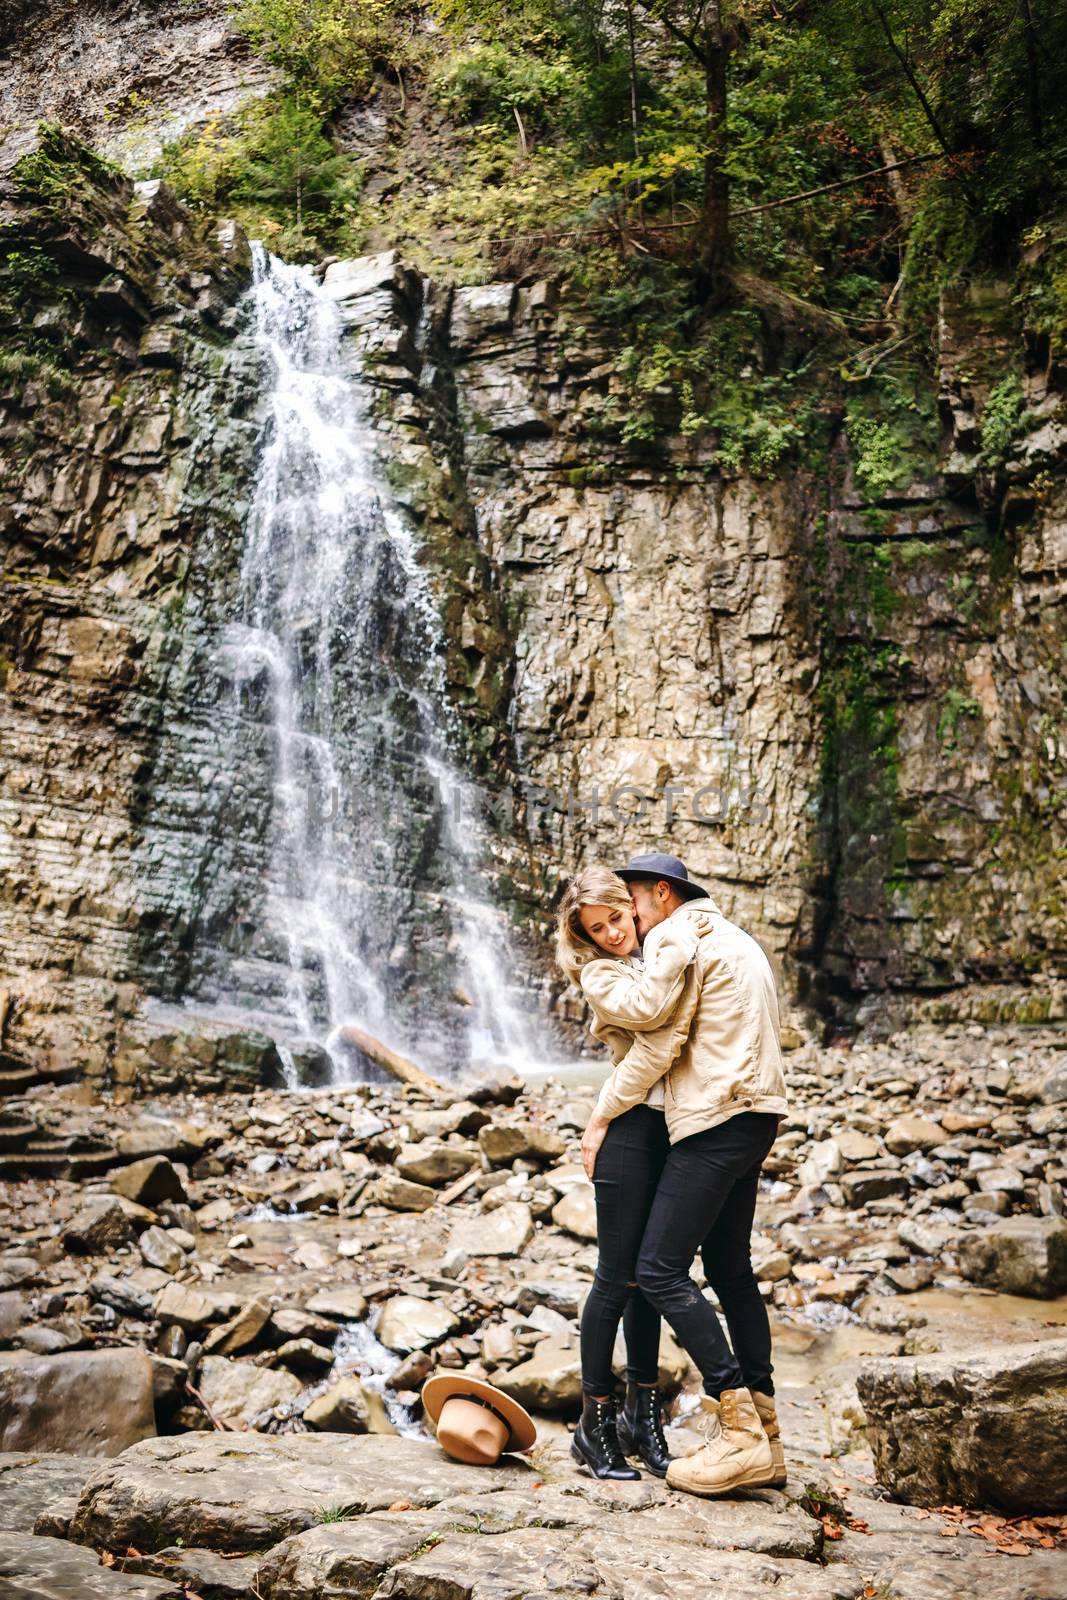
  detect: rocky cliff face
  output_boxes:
[1,122,1064,1091]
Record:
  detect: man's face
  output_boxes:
[630,880,673,941]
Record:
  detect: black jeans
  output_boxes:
[580,1103,670,1396]
[636,1111,779,1400]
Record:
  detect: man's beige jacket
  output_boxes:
[579,898,788,1143]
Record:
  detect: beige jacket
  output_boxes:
[579,898,788,1143]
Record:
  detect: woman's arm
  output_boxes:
[579,913,703,1031]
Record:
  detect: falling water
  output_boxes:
[211,247,533,1081]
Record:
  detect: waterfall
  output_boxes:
[208,246,534,1082]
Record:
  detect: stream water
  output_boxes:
[209,248,535,1083]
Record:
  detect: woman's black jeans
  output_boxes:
[580,1103,670,1396]
[636,1111,779,1400]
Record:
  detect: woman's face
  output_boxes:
[577,900,639,958]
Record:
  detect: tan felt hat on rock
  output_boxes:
[422,1372,537,1465]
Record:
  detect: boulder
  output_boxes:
[478,1122,566,1166]
[0,1451,98,1535]
[840,1170,907,1207]
[109,1156,187,1207]
[494,1338,582,1413]
[68,1434,532,1554]
[203,1298,272,1356]
[958,1215,1067,1297]
[460,1201,534,1258]
[289,1171,346,1212]
[89,1273,155,1320]
[303,1377,397,1434]
[394,1141,479,1187]
[857,1339,1067,1512]
[551,1187,597,1241]
[0,1349,156,1455]
[63,1197,133,1254]
[0,1531,182,1599]
[273,1338,334,1373]
[372,1175,437,1212]
[0,1291,33,1344]
[197,1356,302,1429]
[154,1282,226,1334]
[117,1122,205,1164]
[305,1287,368,1322]
[376,1297,459,1354]
[835,1130,880,1162]
[269,1307,339,1345]
[883,1116,944,1155]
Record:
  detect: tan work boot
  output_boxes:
[751,1391,787,1487]
[666,1387,774,1497]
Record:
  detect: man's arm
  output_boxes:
[595,965,702,1121]
[579,914,700,1031]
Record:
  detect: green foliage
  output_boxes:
[234,0,406,109]
[844,367,939,500]
[979,375,1026,465]
[937,689,982,750]
[155,95,363,254]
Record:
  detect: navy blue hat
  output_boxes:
[614,852,710,903]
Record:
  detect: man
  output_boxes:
[579,851,788,1497]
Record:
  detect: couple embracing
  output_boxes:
[555,851,788,1497]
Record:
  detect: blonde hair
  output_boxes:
[555,865,633,981]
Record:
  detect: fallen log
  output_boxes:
[337,1024,445,1095]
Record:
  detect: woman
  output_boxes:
[555,865,708,1479]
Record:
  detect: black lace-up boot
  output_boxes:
[616,1382,671,1477]
[571,1394,641,1479]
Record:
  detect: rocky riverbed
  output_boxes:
[1,1023,1066,1598]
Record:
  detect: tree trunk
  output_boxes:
[336,1024,444,1094]
[699,0,731,289]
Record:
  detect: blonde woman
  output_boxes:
[556,864,709,1479]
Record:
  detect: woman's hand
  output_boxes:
[581,1111,611,1181]
[692,912,714,939]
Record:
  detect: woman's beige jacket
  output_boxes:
[578,898,788,1143]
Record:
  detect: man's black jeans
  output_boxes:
[580,1103,670,1396]
[636,1111,779,1399]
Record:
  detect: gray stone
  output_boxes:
[273,1338,334,1373]
[495,1339,582,1414]
[958,1215,1067,1297]
[394,1141,480,1187]
[0,1350,156,1456]
[89,1274,154,1320]
[884,1117,944,1156]
[375,1296,459,1354]
[304,1287,368,1322]
[0,1452,98,1534]
[858,1339,1067,1511]
[203,1298,271,1355]
[302,1377,397,1434]
[68,1434,533,1554]
[478,1122,566,1166]
[459,1201,534,1258]
[153,1281,226,1334]
[0,1294,33,1344]
[137,1226,184,1275]
[372,1174,437,1212]
[288,1171,346,1212]
[1040,1060,1067,1103]
[552,1187,597,1240]
[63,1198,133,1254]
[254,1514,439,1599]
[840,1171,908,1207]
[196,1356,302,1429]
[0,1531,182,1599]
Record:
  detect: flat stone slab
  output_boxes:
[69,1433,536,1554]
[0,1531,182,1599]
[0,1452,98,1533]
[857,1338,1067,1511]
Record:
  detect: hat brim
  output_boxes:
[422,1372,537,1453]
[616,868,710,903]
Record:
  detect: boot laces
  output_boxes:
[639,1387,668,1451]
[589,1401,627,1466]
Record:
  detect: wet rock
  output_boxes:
[269,1308,338,1345]
[835,1130,880,1162]
[407,1101,490,1139]
[109,1156,187,1207]
[958,1215,1067,1297]
[495,1338,582,1413]
[68,1434,532,1554]
[387,1350,433,1390]
[63,1197,133,1254]
[460,1201,534,1258]
[305,1287,368,1322]
[120,1545,262,1600]
[975,1164,1026,1195]
[376,1296,459,1354]
[197,1356,302,1428]
[372,1174,437,1212]
[303,1377,397,1434]
[858,1339,1067,1512]
[0,1292,33,1344]
[0,1349,156,1455]
[17,1316,85,1355]
[203,1298,272,1355]
[289,1171,346,1212]
[478,1122,567,1166]
[394,1141,480,1186]
[0,1452,98,1534]
[0,1530,183,1598]
[552,1187,597,1240]
[117,1122,204,1164]
[138,1225,185,1274]
[884,1116,944,1155]
[466,1069,523,1107]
